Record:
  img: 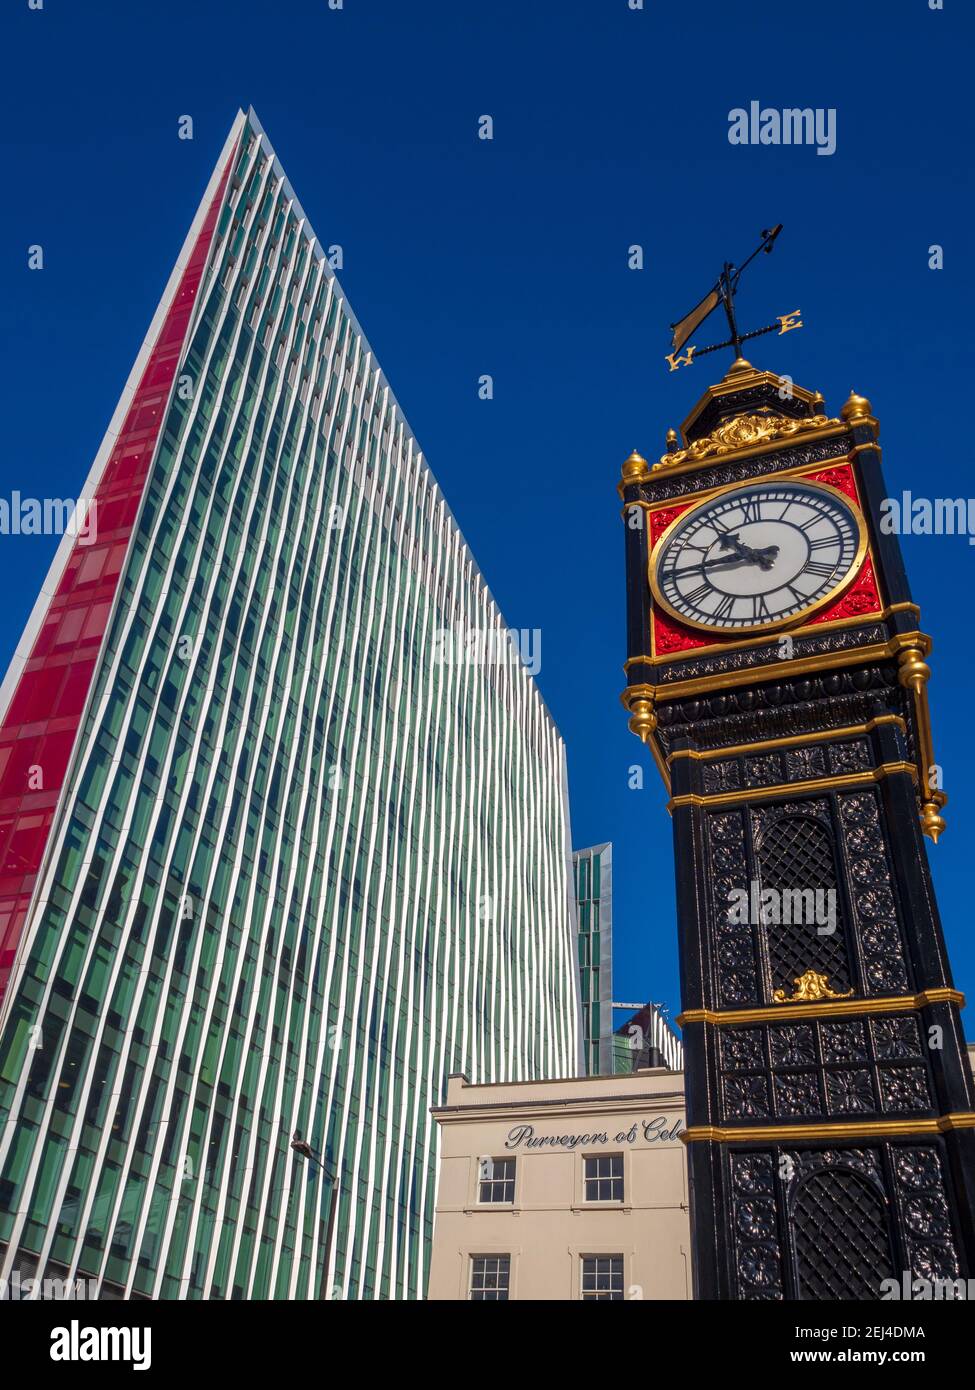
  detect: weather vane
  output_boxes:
[665,224,802,372]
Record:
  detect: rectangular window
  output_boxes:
[578,855,590,902]
[581,1255,624,1301]
[478,1157,515,1204]
[470,1255,510,1301]
[584,1153,623,1203]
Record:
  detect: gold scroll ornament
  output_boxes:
[772,970,854,1005]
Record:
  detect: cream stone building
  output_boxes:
[428,1070,690,1300]
[431,1047,975,1300]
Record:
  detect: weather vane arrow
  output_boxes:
[665,225,803,372]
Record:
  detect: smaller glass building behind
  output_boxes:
[572,844,613,1075]
[613,1002,683,1074]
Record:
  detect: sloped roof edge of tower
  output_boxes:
[0,111,248,732]
[679,356,824,444]
[240,106,566,744]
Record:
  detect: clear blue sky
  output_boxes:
[1,0,973,1031]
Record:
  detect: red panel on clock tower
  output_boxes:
[649,462,882,657]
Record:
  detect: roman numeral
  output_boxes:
[669,541,708,560]
[751,594,771,622]
[804,559,837,578]
[713,594,736,622]
[682,581,712,606]
[662,568,693,591]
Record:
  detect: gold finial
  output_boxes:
[897,645,947,843]
[627,696,656,744]
[897,645,931,693]
[921,799,947,844]
[665,428,679,452]
[726,356,753,376]
[841,389,873,423]
[621,449,649,484]
[812,391,825,409]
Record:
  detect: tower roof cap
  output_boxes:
[679,360,823,445]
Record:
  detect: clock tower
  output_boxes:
[621,356,975,1300]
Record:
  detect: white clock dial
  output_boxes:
[651,479,865,633]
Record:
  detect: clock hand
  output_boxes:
[683,555,765,586]
[715,531,780,571]
[749,544,779,571]
[701,554,755,570]
[702,544,780,571]
[717,531,747,557]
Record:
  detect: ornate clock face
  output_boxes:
[650,479,866,634]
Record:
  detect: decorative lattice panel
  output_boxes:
[793,1168,895,1300]
[757,813,852,998]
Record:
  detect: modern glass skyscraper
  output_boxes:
[572,843,613,1075]
[0,109,580,1300]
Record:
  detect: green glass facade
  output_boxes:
[0,110,580,1299]
[572,843,613,1075]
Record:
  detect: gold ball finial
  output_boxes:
[841,389,873,422]
[897,646,931,694]
[665,428,679,452]
[726,356,753,376]
[921,800,947,844]
[627,697,656,744]
[621,449,649,484]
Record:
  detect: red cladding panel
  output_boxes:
[0,146,236,1005]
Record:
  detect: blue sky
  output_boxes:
[1,0,973,1031]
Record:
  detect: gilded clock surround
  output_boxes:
[625,473,944,840]
[647,475,870,638]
